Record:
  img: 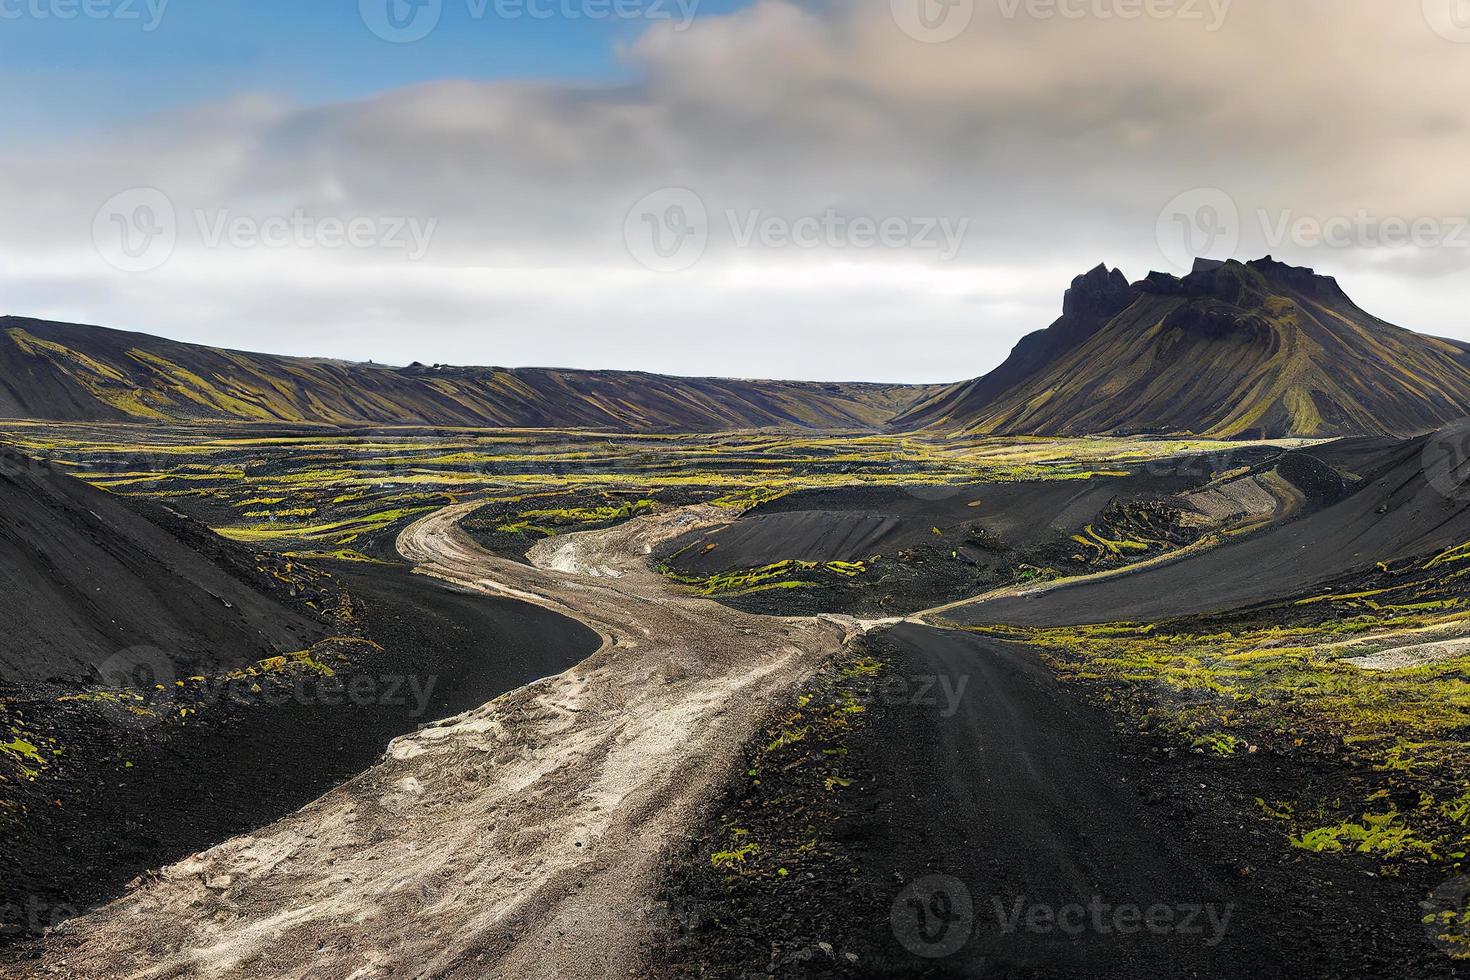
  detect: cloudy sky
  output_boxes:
[2,0,1469,382]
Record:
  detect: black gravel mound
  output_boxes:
[656,468,1240,616]
[954,433,1470,627]
[0,448,321,684]
[662,472,1216,576]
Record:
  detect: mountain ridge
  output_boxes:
[9,257,1470,437]
[892,257,1470,439]
[0,315,940,432]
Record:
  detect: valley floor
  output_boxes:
[3,425,1468,978]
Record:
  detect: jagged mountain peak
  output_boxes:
[1064,263,1135,318]
[892,257,1470,439]
[1135,256,1352,306]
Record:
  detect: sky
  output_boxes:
[3,0,1470,382]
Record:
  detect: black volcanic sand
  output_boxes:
[0,448,322,684]
[0,561,598,946]
[952,433,1470,628]
[652,625,1466,979]
[664,474,1214,574]
[656,460,1269,617]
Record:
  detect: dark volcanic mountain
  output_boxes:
[893,257,1470,439]
[0,316,935,431]
[0,448,321,684]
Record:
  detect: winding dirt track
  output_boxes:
[9,502,861,979]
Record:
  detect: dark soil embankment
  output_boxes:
[656,465,1249,616]
[652,625,1464,979]
[0,448,321,684]
[953,434,1470,627]
[0,561,598,948]
[665,475,1215,575]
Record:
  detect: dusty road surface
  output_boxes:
[5,502,859,980]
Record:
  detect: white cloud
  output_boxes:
[1,0,1468,382]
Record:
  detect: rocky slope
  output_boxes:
[0,448,321,683]
[894,258,1470,438]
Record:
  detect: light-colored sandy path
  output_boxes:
[11,502,870,980]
